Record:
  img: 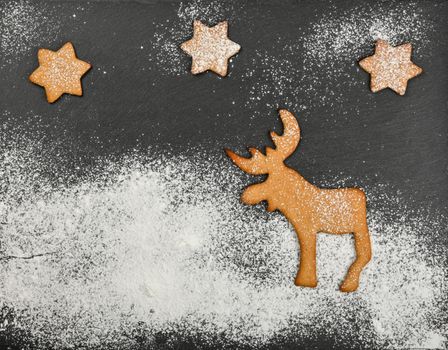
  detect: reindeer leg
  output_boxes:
[294,229,317,288]
[340,223,372,292]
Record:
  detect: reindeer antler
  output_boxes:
[270,109,301,159]
[225,109,301,175]
[225,147,269,175]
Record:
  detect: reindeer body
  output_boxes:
[226,110,371,292]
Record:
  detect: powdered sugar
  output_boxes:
[0,0,60,64]
[0,125,446,349]
[0,0,444,348]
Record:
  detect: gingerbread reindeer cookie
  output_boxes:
[226,109,372,292]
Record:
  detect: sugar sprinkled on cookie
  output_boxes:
[359,40,422,95]
[181,20,240,77]
[29,42,91,103]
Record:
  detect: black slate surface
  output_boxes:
[0,0,447,349]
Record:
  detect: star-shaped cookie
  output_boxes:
[181,20,241,77]
[359,40,422,95]
[29,42,91,103]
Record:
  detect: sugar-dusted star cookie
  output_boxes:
[29,42,91,103]
[180,20,241,77]
[359,40,422,96]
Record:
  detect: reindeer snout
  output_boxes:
[241,189,259,205]
[241,188,278,212]
[241,185,265,205]
[240,183,272,208]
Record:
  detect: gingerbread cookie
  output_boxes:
[226,109,372,292]
[180,20,241,77]
[29,42,91,103]
[359,39,422,95]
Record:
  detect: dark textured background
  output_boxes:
[0,0,447,349]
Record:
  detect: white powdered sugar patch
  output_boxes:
[0,0,60,64]
[0,130,446,349]
[149,0,239,76]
